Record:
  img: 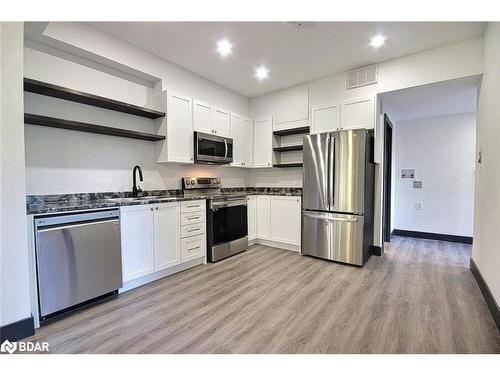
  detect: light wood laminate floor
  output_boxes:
[30,236,500,353]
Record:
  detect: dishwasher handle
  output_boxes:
[36,218,120,233]
[35,209,119,229]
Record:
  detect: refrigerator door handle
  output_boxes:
[303,212,359,223]
[328,133,335,210]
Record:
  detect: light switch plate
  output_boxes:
[401,168,415,180]
[415,202,422,210]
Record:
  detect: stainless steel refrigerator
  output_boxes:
[301,129,374,266]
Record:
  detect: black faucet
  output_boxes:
[132,165,143,197]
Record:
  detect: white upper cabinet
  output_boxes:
[340,96,375,130]
[253,117,273,168]
[193,100,213,134]
[166,91,193,164]
[310,101,341,134]
[270,196,301,246]
[230,113,243,167]
[273,83,309,131]
[242,117,254,167]
[154,202,181,271]
[213,107,231,137]
[193,100,231,137]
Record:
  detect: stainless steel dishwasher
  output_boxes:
[35,209,122,320]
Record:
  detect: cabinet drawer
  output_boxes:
[181,211,205,225]
[181,222,205,238]
[181,235,206,262]
[181,200,206,213]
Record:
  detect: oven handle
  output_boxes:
[210,198,247,209]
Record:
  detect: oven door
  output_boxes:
[207,197,248,262]
[194,131,233,164]
[209,198,248,245]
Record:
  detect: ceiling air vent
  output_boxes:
[346,64,378,90]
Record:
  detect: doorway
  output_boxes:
[382,114,393,244]
[380,76,479,247]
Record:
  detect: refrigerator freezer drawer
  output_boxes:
[301,211,365,266]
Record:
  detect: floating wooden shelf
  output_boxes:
[273,126,310,136]
[25,114,165,142]
[273,163,303,168]
[24,78,165,119]
[273,145,303,152]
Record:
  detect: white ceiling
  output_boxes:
[381,76,480,122]
[89,22,486,97]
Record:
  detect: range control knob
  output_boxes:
[191,180,196,185]
[185,180,190,185]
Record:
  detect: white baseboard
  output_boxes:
[120,257,205,293]
[250,238,300,253]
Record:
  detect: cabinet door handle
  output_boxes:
[155,207,159,211]
[187,216,200,221]
[150,207,154,211]
[187,246,200,251]
[187,204,199,208]
[187,228,199,233]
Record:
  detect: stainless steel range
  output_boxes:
[182,177,248,262]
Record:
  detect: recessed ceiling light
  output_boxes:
[370,35,386,48]
[216,39,233,57]
[255,66,269,80]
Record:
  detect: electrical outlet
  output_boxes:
[415,202,422,210]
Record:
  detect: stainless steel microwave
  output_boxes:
[194,131,233,164]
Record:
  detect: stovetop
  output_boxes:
[181,176,249,201]
[184,191,247,200]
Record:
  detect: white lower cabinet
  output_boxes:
[120,204,155,282]
[249,195,301,250]
[180,199,206,263]
[270,196,301,245]
[256,195,271,239]
[154,203,181,271]
[247,195,257,240]
[181,235,206,263]
[120,200,206,286]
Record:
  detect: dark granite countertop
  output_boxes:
[27,187,302,215]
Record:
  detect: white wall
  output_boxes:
[393,113,476,237]
[472,22,500,305]
[0,22,32,327]
[248,168,303,188]
[24,30,250,195]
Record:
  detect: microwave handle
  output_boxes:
[224,139,228,158]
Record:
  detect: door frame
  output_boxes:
[382,114,393,244]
